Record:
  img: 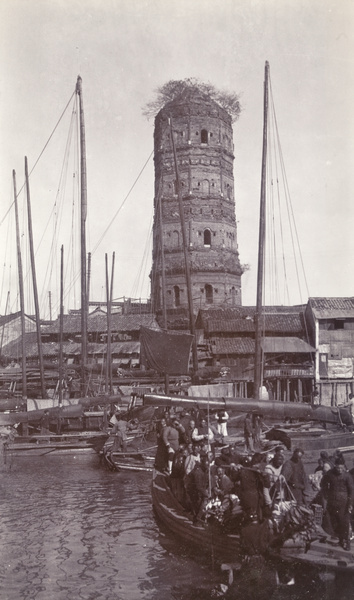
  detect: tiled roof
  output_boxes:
[308,297,354,319]
[205,313,303,335]
[43,313,160,334]
[261,337,315,353]
[209,336,314,356]
[210,337,255,355]
[1,339,140,359]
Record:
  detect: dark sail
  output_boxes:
[140,326,193,375]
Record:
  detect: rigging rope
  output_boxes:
[92,149,154,255]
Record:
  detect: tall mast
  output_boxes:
[169,117,199,377]
[58,245,64,430]
[105,252,115,394]
[25,156,46,399]
[254,61,269,400]
[76,76,88,394]
[157,185,170,394]
[13,170,27,403]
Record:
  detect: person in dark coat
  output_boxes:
[234,455,265,520]
[40,409,51,435]
[186,455,210,523]
[154,418,168,471]
[244,413,254,453]
[281,448,307,504]
[321,458,353,550]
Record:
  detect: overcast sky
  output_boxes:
[1,0,353,318]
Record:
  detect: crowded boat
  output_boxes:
[151,407,354,593]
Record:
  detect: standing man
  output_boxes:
[281,448,307,504]
[244,413,254,453]
[40,409,51,435]
[216,410,229,438]
[110,414,131,452]
[321,457,353,550]
[162,420,179,475]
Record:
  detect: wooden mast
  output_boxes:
[25,156,46,399]
[105,252,115,394]
[169,117,199,377]
[58,245,64,432]
[254,61,269,400]
[157,181,170,394]
[12,170,27,405]
[76,76,88,394]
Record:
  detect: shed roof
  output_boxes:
[210,336,314,356]
[261,337,315,353]
[308,297,354,319]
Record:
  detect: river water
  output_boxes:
[0,451,221,600]
[0,451,353,600]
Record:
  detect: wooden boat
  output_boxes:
[265,424,354,453]
[101,429,157,471]
[152,469,241,561]
[2,78,124,452]
[3,431,107,456]
[152,467,354,574]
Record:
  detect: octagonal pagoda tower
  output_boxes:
[151,87,243,314]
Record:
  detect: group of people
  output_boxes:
[156,416,354,554]
[155,412,298,526]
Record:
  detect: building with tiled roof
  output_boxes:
[1,311,160,376]
[305,298,354,405]
[195,304,315,402]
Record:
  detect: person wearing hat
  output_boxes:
[281,448,307,504]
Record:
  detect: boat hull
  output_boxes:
[151,469,240,561]
[3,433,107,456]
[266,427,354,452]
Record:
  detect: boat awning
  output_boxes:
[130,358,140,366]
[261,337,315,353]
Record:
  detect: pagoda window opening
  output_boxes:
[173,286,181,307]
[201,129,208,144]
[204,228,211,247]
[205,284,213,304]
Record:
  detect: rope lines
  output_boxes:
[263,72,310,308]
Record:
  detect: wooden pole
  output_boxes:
[157,185,170,394]
[169,117,198,377]
[13,170,27,408]
[25,156,46,399]
[105,252,114,394]
[254,61,269,400]
[105,254,110,393]
[109,252,115,392]
[76,76,88,394]
[58,245,64,433]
